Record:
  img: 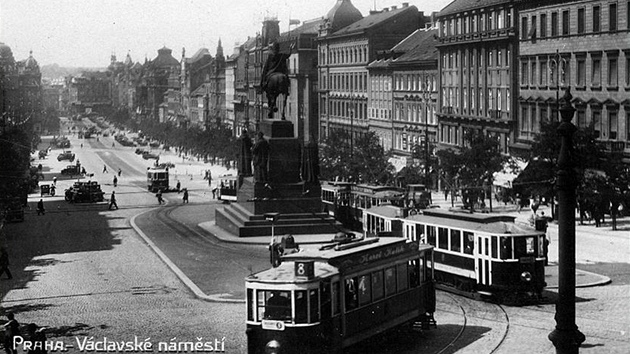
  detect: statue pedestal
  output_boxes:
[216,119,342,237]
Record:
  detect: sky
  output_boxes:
[0,0,452,68]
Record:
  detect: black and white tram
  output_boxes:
[363,207,546,302]
[245,237,436,354]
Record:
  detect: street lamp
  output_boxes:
[265,212,281,267]
[550,50,568,122]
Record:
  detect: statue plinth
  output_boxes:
[216,119,341,237]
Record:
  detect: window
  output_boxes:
[561,58,570,86]
[593,109,602,137]
[384,267,396,296]
[578,8,585,34]
[540,14,547,38]
[427,226,436,245]
[463,232,474,254]
[521,17,528,39]
[530,15,537,39]
[562,10,570,35]
[500,237,512,259]
[540,60,547,85]
[608,57,618,87]
[345,278,358,310]
[358,274,371,305]
[577,109,586,127]
[491,236,498,258]
[551,12,558,36]
[627,57,630,86]
[609,3,618,31]
[450,230,462,252]
[260,290,292,321]
[309,289,320,322]
[396,263,408,291]
[531,60,537,86]
[372,271,384,301]
[577,57,586,86]
[593,6,601,32]
[521,60,529,85]
[592,56,602,86]
[438,227,449,249]
[609,111,618,139]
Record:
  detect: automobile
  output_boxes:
[57,151,75,162]
[149,141,160,148]
[102,132,109,137]
[142,151,159,160]
[135,148,147,155]
[61,164,82,176]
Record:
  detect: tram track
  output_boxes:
[436,291,510,354]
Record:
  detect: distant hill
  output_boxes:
[41,64,106,80]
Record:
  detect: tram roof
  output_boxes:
[246,261,339,284]
[407,209,542,235]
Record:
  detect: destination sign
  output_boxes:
[332,240,418,270]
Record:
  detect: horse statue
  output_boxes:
[260,42,295,120]
[265,72,290,120]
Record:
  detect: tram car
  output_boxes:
[321,181,353,226]
[245,237,436,354]
[147,167,169,192]
[217,175,238,202]
[363,206,546,302]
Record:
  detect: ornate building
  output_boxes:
[137,47,180,122]
[318,1,428,144]
[517,0,630,160]
[436,0,518,154]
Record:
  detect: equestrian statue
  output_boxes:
[260,41,295,119]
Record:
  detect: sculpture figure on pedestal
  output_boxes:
[238,129,253,176]
[260,41,295,119]
[252,132,270,183]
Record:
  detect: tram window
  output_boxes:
[247,289,254,321]
[438,227,449,249]
[526,237,535,254]
[484,238,489,256]
[295,290,308,323]
[427,226,436,246]
[450,230,462,252]
[332,281,340,315]
[310,289,320,322]
[384,267,397,296]
[416,224,425,243]
[419,258,425,283]
[397,263,408,291]
[408,259,420,288]
[491,236,498,258]
[345,278,358,311]
[500,237,512,259]
[263,290,292,321]
[464,232,474,254]
[321,283,331,319]
[372,271,384,300]
[358,274,371,305]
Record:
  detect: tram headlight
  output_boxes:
[265,340,281,354]
[520,271,533,282]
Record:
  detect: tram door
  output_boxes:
[475,234,492,287]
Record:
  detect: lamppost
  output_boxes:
[548,88,585,354]
[265,212,281,267]
[550,49,568,121]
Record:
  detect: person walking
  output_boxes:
[108,191,118,210]
[117,168,122,177]
[37,199,45,215]
[156,190,164,205]
[182,189,189,204]
[176,180,181,193]
[27,323,47,354]
[103,165,108,173]
[52,176,57,186]
[0,248,13,280]
[113,175,118,187]
[3,313,20,354]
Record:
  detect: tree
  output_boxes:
[319,130,394,185]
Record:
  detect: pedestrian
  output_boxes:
[81,167,86,175]
[118,168,122,177]
[27,323,47,354]
[112,142,115,148]
[113,175,118,187]
[3,313,20,354]
[52,176,57,186]
[0,247,13,280]
[212,187,217,199]
[176,180,181,193]
[81,143,83,148]
[156,190,164,205]
[108,191,118,210]
[103,165,108,173]
[37,199,45,215]
[182,188,189,204]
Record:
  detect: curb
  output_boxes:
[544,267,612,289]
[198,221,338,246]
[130,211,245,304]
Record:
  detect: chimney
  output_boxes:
[402,2,409,7]
[391,6,397,10]
[383,8,389,12]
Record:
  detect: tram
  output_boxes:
[363,207,546,302]
[245,236,436,354]
[321,181,353,226]
[217,175,238,202]
[147,167,169,192]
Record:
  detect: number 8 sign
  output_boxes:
[294,261,314,279]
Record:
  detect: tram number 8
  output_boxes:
[295,261,314,279]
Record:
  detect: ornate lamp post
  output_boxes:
[548,88,586,354]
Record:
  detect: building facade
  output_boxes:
[518,0,630,158]
[436,0,518,154]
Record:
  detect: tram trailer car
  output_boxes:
[245,237,436,354]
[364,207,546,303]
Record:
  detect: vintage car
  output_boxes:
[65,181,105,203]
[61,164,82,176]
[142,151,159,160]
[135,148,147,155]
[57,151,75,162]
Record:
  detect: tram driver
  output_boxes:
[265,291,291,320]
